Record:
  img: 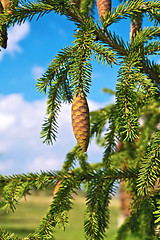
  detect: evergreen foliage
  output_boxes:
[0,0,160,239]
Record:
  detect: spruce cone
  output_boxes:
[53,181,61,197]
[72,91,90,152]
[71,0,81,9]
[97,0,111,18]
[0,0,11,12]
[130,14,142,42]
[0,27,7,49]
[0,1,7,49]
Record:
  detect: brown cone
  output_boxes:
[71,91,90,152]
[71,0,81,9]
[53,181,62,197]
[0,2,7,49]
[97,0,111,18]
[0,27,7,49]
[130,13,142,42]
[0,0,11,13]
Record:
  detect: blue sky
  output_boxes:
[0,0,131,102]
[0,1,157,175]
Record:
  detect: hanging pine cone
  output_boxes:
[71,0,81,9]
[0,0,12,13]
[0,27,7,49]
[0,2,7,49]
[71,91,90,152]
[53,181,61,197]
[130,14,142,42]
[97,0,111,18]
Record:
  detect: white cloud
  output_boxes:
[32,65,45,80]
[0,22,30,60]
[0,113,16,132]
[27,156,63,172]
[0,159,14,171]
[0,94,112,175]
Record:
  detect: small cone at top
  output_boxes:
[97,0,111,18]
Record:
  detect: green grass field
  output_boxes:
[0,192,139,239]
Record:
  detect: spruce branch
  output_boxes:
[0,228,20,240]
[102,88,116,95]
[130,196,158,238]
[84,175,115,240]
[102,0,145,28]
[77,151,91,171]
[0,0,159,239]
[68,20,95,95]
[0,171,60,185]
[116,196,158,239]
[154,199,160,225]
[66,0,160,85]
[136,110,160,163]
[116,52,143,141]
[115,217,130,240]
[146,0,160,25]
[29,174,81,239]
[95,25,128,56]
[0,171,63,212]
[1,180,19,212]
[0,168,139,188]
[137,130,160,196]
[144,41,160,56]
[149,10,160,25]
[1,0,158,84]
[36,44,78,95]
[62,145,81,171]
[142,59,160,87]
[40,80,62,144]
[94,27,160,83]
[90,104,114,140]
[80,0,94,16]
[84,168,139,181]
[0,0,71,25]
[62,144,91,172]
[69,47,92,95]
[102,105,117,168]
[89,41,116,65]
[129,26,160,50]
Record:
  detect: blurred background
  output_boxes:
[0,188,140,239]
